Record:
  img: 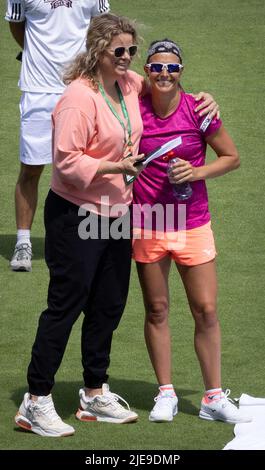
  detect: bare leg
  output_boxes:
[15,162,44,229]
[136,257,172,385]
[177,260,221,390]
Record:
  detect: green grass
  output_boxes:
[0,0,265,451]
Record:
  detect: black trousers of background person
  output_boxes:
[27,190,132,396]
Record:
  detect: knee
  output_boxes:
[18,164,44,182]
[145,299,169,325]
[192,302,218,329]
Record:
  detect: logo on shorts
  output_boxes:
[44,0,72,9]
[203,249,213,256]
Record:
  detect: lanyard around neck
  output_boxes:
[98,81,132,147]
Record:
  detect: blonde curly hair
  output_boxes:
[63,13,138,89]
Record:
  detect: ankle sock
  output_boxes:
[203,388,222,404]
[17,229,31,246]
[159,384,176,397]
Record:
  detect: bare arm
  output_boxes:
[9,21,25,49]
[169,126,240,184]
[198,126,240,179]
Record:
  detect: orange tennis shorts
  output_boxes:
[132,221,216,266]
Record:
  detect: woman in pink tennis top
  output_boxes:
[132,39,251,425]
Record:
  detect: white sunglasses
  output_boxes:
[146,62,183,73]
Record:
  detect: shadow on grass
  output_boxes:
[0,234,45,260]
[11,378,199,422]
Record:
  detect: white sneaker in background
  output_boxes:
[149,391,178,422]
[10,243,32,272]
[199,389,253,424]
[76,384,138,424]
[15,393,75,437]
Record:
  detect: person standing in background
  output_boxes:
[5,0,110,272]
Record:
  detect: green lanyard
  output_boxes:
[98,81,132,149]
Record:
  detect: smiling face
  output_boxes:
[97,33,136,81]
[144,52,183,94]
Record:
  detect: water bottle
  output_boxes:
[167,158,193,201]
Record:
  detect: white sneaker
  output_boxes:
[15,393,75,437]
[76,384,138,424]
[149,391,178,422]
[10,243,32,272]
[199,389,253,424]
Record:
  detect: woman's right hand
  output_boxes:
[120,154,145,176]
[97,154,144,176]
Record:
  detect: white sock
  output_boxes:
[205,388,222,395]
[159,384,176,396]
[204,388,222,400]
[16,229,31,246]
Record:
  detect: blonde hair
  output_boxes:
[63,13,138,89]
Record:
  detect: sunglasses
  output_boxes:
[146,62,183,73]
[109,45,138,58]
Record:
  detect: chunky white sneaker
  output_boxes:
[149,391,178,422]
[10,243,32,272]
[76,384,138,424]
[15,393,75,437]
[199,389,253,424]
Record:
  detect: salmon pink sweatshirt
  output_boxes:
[51,70,144,217]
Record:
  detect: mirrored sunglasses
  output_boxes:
[146,62,183,73]
[110,45,138,58]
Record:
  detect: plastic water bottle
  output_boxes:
[167,158,193,201]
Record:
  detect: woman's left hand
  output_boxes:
[192,92,220,119]
[168,158,199,184]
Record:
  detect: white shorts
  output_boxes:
[20,92,62,165]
